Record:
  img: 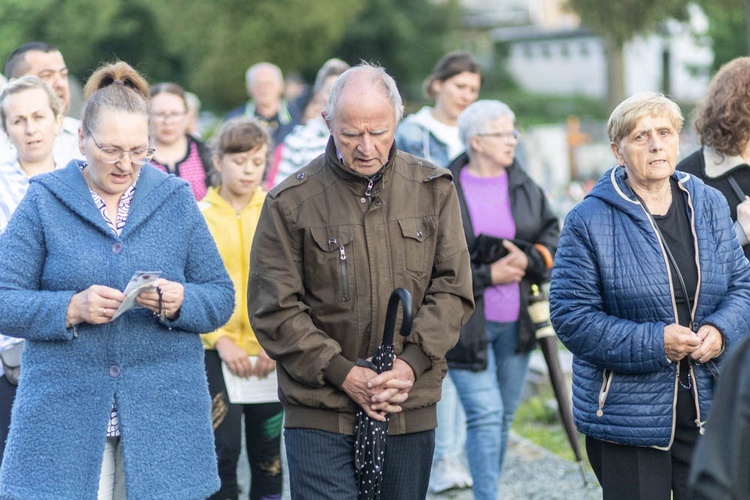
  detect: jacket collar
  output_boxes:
[199,185,265,213]
[324,136,397,184]
[34,160,182,238]
[448,151,526,189]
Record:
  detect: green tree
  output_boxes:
[0,1,366,112]
[564,0,690,109]
[146,0,366,112]
[697,0,748,71]
[333,0,463,101]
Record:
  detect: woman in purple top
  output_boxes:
[447,100,560,500]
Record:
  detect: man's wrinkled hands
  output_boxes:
[342,358,415,422]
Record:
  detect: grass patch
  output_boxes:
[512,388,594,476]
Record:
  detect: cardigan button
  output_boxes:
[109,365,121,378]
[112,242,123,254]
[296,172,305,180]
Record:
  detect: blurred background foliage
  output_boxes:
[0,0,747,119]
[0,0,461,114]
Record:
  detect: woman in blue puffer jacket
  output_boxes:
[550,91,750,500]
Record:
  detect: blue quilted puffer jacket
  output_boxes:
[550,166,750,448]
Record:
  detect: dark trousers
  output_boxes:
[586,387,699,500]
[285,427,434,500]
[205,349,284,500]
[0,375,15,467]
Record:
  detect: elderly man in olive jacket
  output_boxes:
[248,63,474,499]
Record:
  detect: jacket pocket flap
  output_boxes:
[310,227,354,252]
[398,218,433,242]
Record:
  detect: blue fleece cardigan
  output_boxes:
[0,161,234,499]
[550,167,750,448]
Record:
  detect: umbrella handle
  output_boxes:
[382,288,413,346]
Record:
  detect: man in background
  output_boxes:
[1,42,83,166]
[226,61,298,147]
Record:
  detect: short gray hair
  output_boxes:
[608,91,683,146]
[323,63,403,125]
[457,100,515,155]
[313,58,350,96]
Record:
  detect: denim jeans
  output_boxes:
[433,372,467,461]
[450,321,531,500]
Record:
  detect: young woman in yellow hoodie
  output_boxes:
[199,117,283,499]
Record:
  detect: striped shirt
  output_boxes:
[0,161,30,234]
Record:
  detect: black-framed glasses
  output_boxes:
[478,129,521,141]
[85,127,155,165]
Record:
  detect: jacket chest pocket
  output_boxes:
[309,227,354,302]
[397,217,436,279]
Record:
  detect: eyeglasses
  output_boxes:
[86,128,155,165]
[153,111,187,122]
[478,129,521,141]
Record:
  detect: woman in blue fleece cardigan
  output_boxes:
[0,61,234,499]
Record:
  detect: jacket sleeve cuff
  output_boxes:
[398,343,432,379]
[324,354,355,389]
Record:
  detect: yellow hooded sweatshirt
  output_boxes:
[199,186,266,354]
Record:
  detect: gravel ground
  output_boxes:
[428,433,601,499]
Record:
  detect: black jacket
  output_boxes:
[678,148,750,260]
[689,335,750,499]
[447,153,560,371]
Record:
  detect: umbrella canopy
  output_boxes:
[354,288,413,500]
[530,285,588,485]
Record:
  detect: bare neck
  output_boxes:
[629,178,672,216]
[19,157,55,178]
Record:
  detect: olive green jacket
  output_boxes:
[248,138,474,435]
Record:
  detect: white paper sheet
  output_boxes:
[111,271,162,321]
[221,356,280,404]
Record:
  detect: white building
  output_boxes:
[463,1,713,102]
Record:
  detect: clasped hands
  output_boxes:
[490,240,528,285]
[342,358,415,422]
[664,323,723,364]
[65,279,184,327]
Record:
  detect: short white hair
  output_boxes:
[458,100,515,155]
[245,62,283,86]
[323,63,403,125]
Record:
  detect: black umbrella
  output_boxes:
[529,285,588,485]
[354,288,413,500]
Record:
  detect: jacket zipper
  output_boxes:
[339,245,350,302]
[636,182,704,446]
[689,364,705,434]
[597,369,613,417]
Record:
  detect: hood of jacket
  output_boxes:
[34,160,188,239]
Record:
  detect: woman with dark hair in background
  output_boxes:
[0,61,234,499]
[394,50,482,493]
[150,82,213,200]
[678,57,750,260]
